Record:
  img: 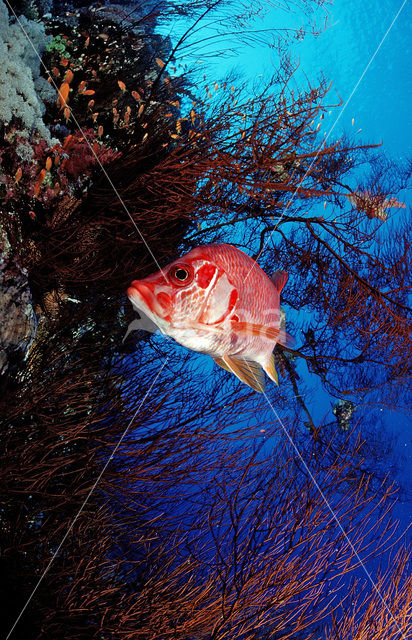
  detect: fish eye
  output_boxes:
[175,268,189,281]
[168,264,193,285]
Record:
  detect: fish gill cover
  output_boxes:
[0,0,411,639]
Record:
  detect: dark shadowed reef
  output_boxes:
[0,1,411,639]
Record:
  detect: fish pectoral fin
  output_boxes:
[263,354,279,386]
[231,321,279,342]
[194,320,295,351]
[122,314,160,342]
[214,356,265,393]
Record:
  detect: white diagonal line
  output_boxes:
[5,358,169,640]
[243,358,409,639]
[5,0,409,636]
[3,0,167,280]
[244,0,408,278]
[2,7,172,636]
[237,8,410,621]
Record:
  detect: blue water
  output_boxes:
[233,0,412,161]
[235,0,412,531]
[115,3,412,636]
[157,0,412,567]
[162,0,412,537]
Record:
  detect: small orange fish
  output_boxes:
[126,244,293,392]
[45,156,52,171]
[57,81,70,107]
[64,69,74,83]
[118,80,126,91]
[62,134,73,149]
[14,167,22,184]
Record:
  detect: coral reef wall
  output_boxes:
[0,1,194,636]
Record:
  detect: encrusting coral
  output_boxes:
[0,0,190,389]
[0,226,36,375]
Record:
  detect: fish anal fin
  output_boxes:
[213,356,232,373]
[271,271,288,293]
[215,355,265,393]
[262,354,279,386]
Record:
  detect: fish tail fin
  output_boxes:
[277,329,295,349]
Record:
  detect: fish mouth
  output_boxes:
[127,282,157,315]
[127,281,172,320]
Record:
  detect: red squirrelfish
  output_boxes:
[126,243,293,392]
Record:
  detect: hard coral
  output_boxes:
[0,0,56,144]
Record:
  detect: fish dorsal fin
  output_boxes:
[271,271,288,293]
[213,356,265,393]
[262,353,279,386]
